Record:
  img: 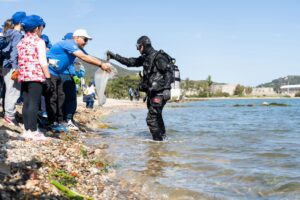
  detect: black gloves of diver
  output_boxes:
[44,78,54,94]
[106,51,116,60]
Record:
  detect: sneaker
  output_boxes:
[31,131,48,141]
[50,122,68,133]
[4,116,18,126]
[41,112,48,118]
[22,130,33,139]
[66,120,79,131]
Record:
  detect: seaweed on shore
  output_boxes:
[50,180,93,200]
[49,170,77,188]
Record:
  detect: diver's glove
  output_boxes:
[106,51,116,60]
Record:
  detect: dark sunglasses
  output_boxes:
[80,37,88,42]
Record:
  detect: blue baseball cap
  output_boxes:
[62,32,73,40]
[41,34,52,48]
[41,34,49,43]
[12,11,26,25]
[21,15,46,32]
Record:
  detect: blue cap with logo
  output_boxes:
[12,11,26,25]
[21,15,46,32]
[62,32,73,40]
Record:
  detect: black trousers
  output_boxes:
[146,93,167,141]
[45,75,64,124]
[22,82,43,131]
[61,74,77,121]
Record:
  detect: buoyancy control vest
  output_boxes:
[139,50,180,93]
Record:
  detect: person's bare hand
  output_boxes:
[101,62,112,73]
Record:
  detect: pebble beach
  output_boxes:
[0,98,146,200]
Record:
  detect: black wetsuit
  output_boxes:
[114,47,172,141]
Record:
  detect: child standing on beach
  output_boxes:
[2,12,26,126]
[17,15,52,140]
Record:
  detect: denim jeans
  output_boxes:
[2,68,21,119]
[86,100,94,108]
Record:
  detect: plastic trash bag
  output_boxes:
[94,63,117,106]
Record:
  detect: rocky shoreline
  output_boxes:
[0,99,146,200]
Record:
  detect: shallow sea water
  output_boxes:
[87,99,300,200]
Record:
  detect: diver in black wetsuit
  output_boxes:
[107,36,173,141]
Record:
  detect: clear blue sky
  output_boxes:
[1,0,300,86]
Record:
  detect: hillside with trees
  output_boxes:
[257,75,300,91]
[80,58,300,98]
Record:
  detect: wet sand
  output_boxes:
[0,98,146,199]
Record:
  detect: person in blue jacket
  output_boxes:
[60,32,85,131]
[2,11,26,126]
[45,29,111,132]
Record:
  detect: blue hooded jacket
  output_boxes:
[2,29,23,69]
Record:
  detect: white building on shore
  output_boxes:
[280,85,300,96]
[211,84,238,96]
[251,87,277,96]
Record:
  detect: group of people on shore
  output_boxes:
[128,87,140,101]
[1,10,174,141]
[0,11,111,141]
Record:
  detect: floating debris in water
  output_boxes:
[233,102,289,107]
[262,102,289,106]
[166,104,188,108]
[233,104,256,107]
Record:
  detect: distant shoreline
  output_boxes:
[178,96,300,102]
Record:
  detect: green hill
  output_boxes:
[257,75,300,91]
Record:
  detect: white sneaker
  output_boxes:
[22,130,33,139]
[31,131,48,141]
[67,120,79,131]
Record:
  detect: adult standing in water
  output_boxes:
[107,36,172,141]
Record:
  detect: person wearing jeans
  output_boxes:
[2,11,26,126]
